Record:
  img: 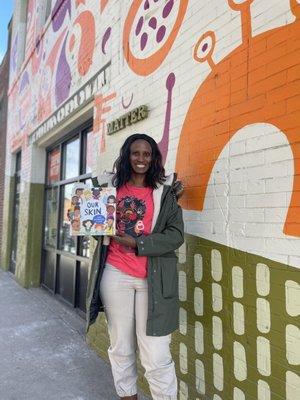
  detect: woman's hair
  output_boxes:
[112,133,166,189]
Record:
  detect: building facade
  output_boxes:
[1,0,300,399]
[0,21,12,256]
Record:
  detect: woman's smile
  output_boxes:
[129,140,152,176]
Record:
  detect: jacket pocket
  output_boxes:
[160,257,178,299]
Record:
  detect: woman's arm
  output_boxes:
[113,204,184,255]
[135,203,184,257]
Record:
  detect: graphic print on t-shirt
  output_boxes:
[117,195,146,238]
[106,185,153,276]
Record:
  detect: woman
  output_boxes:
[86,134,184,400]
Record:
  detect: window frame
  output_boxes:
[43,120,93,259]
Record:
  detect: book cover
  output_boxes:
[68,183,116,236]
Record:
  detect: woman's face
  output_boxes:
[129,140,152,176]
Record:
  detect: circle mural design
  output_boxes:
[123,0,189,76]
[193,31,216,63]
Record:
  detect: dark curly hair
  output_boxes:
[112,134,166,189]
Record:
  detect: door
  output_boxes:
[41,123,93,314]
[10,152,21,274]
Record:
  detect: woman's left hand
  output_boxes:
[113,232,137,248]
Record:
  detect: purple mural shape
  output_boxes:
[101,27,112,55]
[136,16,144,36]
[19,71,29,92]
[156,25,166,43]
[162,0,174,19]
[11,33,18,73]
[19,71,30,130]
[149,17,157,29]
[55,37,72,107]
[122,93,134,109]
[140,32,148,50]
[158,72,176,165]
[52,0,71,32]
[202,43,208,52]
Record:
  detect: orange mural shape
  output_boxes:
[93,92,116,153]
[176,0,300,237]
[73,11,96,76]
[123,0,189,76]
[37,28,67,122]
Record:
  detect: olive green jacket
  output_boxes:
[85,174,184,336]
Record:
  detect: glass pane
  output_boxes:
[64,138,79,180]
[78,180,92,257]
[59,184,77,254]
[44,187,58,248]
[79,236,91,258]
[85,129,93,174]
[16,152,22,172]
[47,147,61,184]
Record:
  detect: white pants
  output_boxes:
[100,264,177,399]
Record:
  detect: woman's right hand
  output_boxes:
[113,232,137,249]
[173,180,184,199]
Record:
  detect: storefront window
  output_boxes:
[85,129,93,174]
[44,124,93,258]
[63,138,80,180]
[59,183,76,254]
[44,187,58,248]
[47,147,61,184]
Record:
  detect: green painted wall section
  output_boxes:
[1,176,16,271]
[174,234,300,399]
[87,234,300,399]
[15,182,45,288]
[1,179,45,288]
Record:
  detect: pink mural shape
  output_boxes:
[31,35,44,75]
[76,0,86,7]
[100,0,109,13]
[52,0,71,32]
[25,0,37,57]
[158,72,176,165]
[73,11,96,76]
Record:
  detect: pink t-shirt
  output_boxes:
[106,183,154,278]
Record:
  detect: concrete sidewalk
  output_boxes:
[0,270,150,400]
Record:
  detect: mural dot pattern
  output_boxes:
[175,235,300,400]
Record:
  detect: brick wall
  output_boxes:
[0,52,9,256]
[5,1,300,398]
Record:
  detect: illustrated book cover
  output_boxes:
[68,183,116,236]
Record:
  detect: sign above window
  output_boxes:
[107,105,149,135]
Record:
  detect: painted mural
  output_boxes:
[7,0,300,399]
[8,0,111,153]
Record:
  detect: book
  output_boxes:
[68,183,116,236]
